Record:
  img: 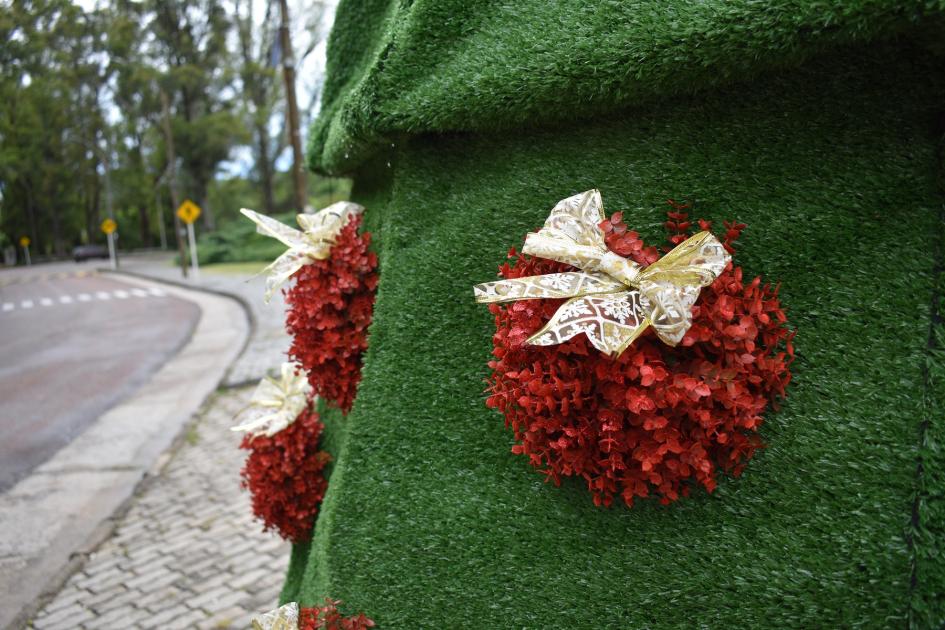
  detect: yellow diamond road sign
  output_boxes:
[176,199,201,225]
[101,218,117,235]
[19,236,30,247]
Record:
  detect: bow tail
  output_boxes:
[241,208,306,248]
[526,291,650,357]
[262,250,310,302]
[474,271,624,303]
[638,280,703,346]
[231,407,288,437]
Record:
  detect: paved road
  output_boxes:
[0,262,200,491]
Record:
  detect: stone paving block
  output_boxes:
[32,602,90,628]
[89,585,142,614]
[33,604,96,630]
[195,604,253,629]
[228,566,271,591]
[77,585,124,612]
[137,602,192,629]
[137,585,186,614]
[32,386,290,628]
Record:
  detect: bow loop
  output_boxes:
[522,190,643,285]
[474,190,730,356]
[252,602,299,630]
[241,201,365,301]
[231,363,312,437]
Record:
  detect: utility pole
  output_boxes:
[160,88,188,278]
[278,0,308,212]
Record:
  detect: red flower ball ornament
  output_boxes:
[233,364,331,543]
[301,599,376,630]
[252,601,375,630]
[475,191,793,508]
[239,408,331,543]
[241,203,378,414]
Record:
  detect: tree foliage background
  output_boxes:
[0,0,340,260]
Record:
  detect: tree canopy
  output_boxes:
[0,0,332,260]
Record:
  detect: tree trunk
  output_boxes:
[197,179,215,231]
[278,0,307,212]
[138,203,151,247]
[49,203,64,257]
[256,121,276,214]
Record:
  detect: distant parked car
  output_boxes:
[73,244,109,262]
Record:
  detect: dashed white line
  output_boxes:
[0,284,167,313]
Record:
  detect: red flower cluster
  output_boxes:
[485,202,794,507]
[240,408,331,542]
[301,599,376,629]
[286,215,378,413]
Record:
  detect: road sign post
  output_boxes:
[176,200,201,281]
[101,219,118,270]
[19,236,31,266]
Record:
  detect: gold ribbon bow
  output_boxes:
[474,190,730,357]
[231,363,312,437]
[241,201,365,302]
[252,602,299,630]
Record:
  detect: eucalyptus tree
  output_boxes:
[147,0,246,230]
[0,0,106,256]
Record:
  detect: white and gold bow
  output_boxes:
[474,190,730,357]
[241,201,365,301]
[231,363,312,437]
[252,602,299,630]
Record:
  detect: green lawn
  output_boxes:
[200,261,270,276]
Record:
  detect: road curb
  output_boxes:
[101,268,259,388]
[1,275,249,630]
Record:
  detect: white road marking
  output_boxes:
[0,282,167,313]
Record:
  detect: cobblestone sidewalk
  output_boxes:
[28,386,289,630]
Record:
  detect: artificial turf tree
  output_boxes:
[283,2,945,627]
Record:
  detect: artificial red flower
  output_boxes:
[486,205,794,508]
[240,408,331,542]
[301,599,376,629]
[285,215,378,414]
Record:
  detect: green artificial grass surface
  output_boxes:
[309,0,945,174]
[283,39,945,628]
